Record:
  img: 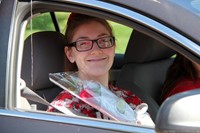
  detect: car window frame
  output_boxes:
[4,0,200,133]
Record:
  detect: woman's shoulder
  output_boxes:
[53,90,74,101]
[166,76,200,98]
[175,76,199,86]
[109,84,134,95]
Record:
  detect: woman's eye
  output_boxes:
[101,39,107,42]
[79,41,90,47]
[99,38,109,45]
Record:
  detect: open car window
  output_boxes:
[19,10,157,128]
[18,8,185,127]
[21,9,172,123]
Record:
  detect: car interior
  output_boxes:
[20,11,176,123]
[116,30,175,121]
[21,31,67,110]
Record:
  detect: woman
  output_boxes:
[161,53,200,102]
[47,13,153,125]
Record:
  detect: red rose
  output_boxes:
[123,90,133,96]
[124,96,141,106]
[79,89,92,98]
[81,108,88,115]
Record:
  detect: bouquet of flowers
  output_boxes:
[49,72,151,124]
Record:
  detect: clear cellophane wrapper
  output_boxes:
[49,72,154,126]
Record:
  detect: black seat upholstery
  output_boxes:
[21,31,67,110]
[116,30,175,121]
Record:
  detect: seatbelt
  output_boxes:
[20,79,86,116]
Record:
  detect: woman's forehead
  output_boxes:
[72,21,111,41]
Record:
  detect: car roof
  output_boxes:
[107,0,200,45]
[19,0,200,44]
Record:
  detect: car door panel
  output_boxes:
[0,109,155,133]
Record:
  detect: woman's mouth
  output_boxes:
[87,57,107,62]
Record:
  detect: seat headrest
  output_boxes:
[22,31,67,90]
[124,30,175,64]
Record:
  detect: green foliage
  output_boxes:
[110,21,132,53]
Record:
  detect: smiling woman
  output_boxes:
[46,13,154,126]
[22,11,132,113]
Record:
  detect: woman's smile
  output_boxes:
[87,57,107,62]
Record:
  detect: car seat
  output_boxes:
[21,31,69,110]
[116,30,175,121]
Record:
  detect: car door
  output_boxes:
[1,0,200,133]
[0,0,15,108]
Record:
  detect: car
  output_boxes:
[1,0,200,132]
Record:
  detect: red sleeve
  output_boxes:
[164,78,200,100]
[47,90,73,112]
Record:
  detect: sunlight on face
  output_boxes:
[66,21,116,81]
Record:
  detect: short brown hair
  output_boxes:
[65,13,113,45]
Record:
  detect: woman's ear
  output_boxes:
[113,43,116,55]
[64,46,75,63]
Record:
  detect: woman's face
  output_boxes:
[65,21,115,79]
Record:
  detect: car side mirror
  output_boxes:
[155,89,200,132]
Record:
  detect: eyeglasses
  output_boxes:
[67,36,115,52]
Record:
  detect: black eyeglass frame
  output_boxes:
[67,36,115,52]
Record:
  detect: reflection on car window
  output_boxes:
[191,0,200,13]
[171,0,200,16]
